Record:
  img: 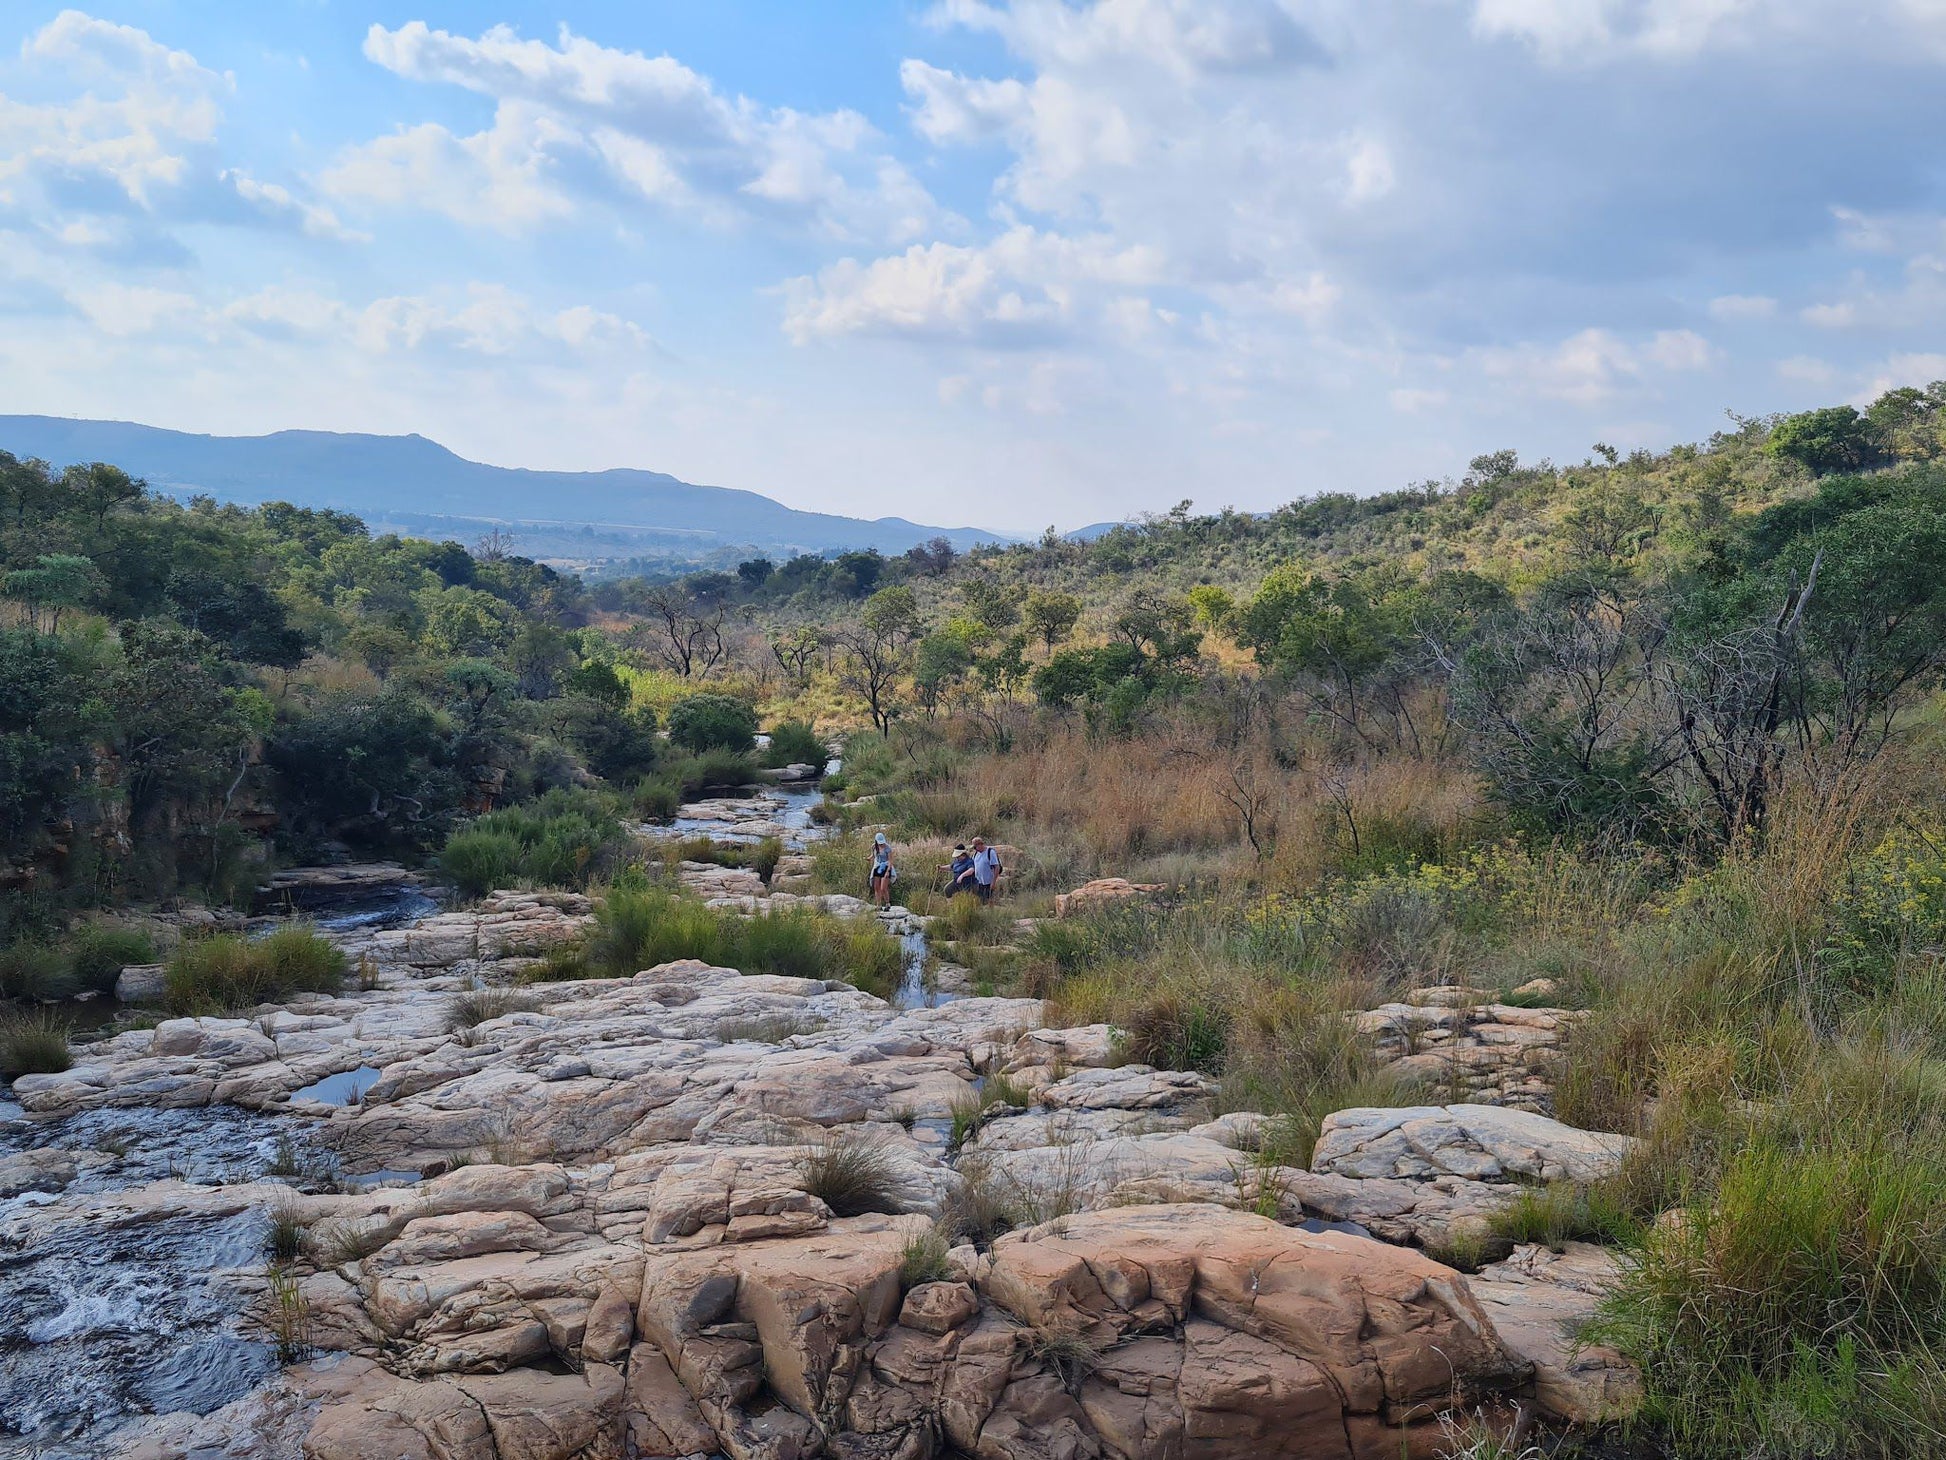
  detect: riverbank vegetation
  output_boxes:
[10,390,1946,1454]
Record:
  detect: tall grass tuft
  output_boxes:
[163,927,345,1014]
[0,1007,73,1077]
[797,1130,903,1216]
[440,787,631,896]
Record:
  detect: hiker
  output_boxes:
[970,837,1003,903]
[868,832,898,907]
[941,844,977,895]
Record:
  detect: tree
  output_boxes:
[1023,589,1082,654]
[768,625,825,688]
[1768,406,1879,476]
[914,630,975,717]
[1186,584,1236,635]
[834,585,921,734]
[6,554,102,634]
[421,586,518,658]
[64,461,142,530]
[631,584,727,677]
[737,558,776,589]
[961,576,1021,633]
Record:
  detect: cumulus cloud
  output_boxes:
[782,226,1165,344]
[327,22,941,241]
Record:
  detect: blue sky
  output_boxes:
[4,2,1946,532]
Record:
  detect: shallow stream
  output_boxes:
[0,766,958,1453]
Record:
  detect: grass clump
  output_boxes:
[163,927,346,1015]
[797,1129,903,1217]
[556,885,904,995]
[67,925,156,995]
[263,1197,306,1263]
[1593,1051,1946,1458]
[900,1225,953,1287]
[0,1007,73,1077]
[1487,1181,1638,1252]
[0,941,71,1001]
[444,988,541,1035]
[764,720,827,768]
[440,788,629,896]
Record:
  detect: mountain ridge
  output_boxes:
[0,415,1008,560]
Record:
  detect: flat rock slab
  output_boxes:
[1312,1104,1636,1185]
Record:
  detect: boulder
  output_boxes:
[1470,1242,1643,1424]
[1054,878,1166,918]
[1312,1105,1635,1186]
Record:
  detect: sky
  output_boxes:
[3,2,1946,534]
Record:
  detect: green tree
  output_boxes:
[667,693,758,753]
[5,554,103,634]
[1768,406,1879,475]
[1022,588,1082,654]
[835,585,921,734]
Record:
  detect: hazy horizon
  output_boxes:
[4,2,1945,532]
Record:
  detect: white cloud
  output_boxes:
[782,226,1165,344]
[0,11,227,206]
[1708,293,1776,320]
[1343,135,1395,204]
[930,0,1325,77]
[1802,300,1858,327]
[328,22,940,241]
[1477,326,1714,403]
[1470,0,1759,62]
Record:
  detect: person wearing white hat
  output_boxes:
[868,832,897,907]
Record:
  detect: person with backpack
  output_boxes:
[970,837,1003,903]
[868,832,898,907]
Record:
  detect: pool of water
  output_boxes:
[289,1065,380,1106]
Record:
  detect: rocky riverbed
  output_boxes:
[0,787,1645,1459]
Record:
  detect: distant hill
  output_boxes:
[0,416,1009,563]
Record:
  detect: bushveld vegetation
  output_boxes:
[11,393,1946,1455]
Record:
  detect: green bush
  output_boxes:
[633,776,682,823]
[0,941,73,1001]
[763,720,827,768]
[667,693,758,753]
[439,788,629,895]
[67,925,156,996]
[163,928,346,1014]
[0,1007,72,1077]
[661,748,761,797]
[440,828,525,897]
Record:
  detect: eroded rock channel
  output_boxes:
[1,782,1643,1459]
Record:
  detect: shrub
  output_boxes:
[0,1008,72,1077]
[0,941,72,1001]
[667,693,758,753]
[797,1130,903,1216]
[633,776,682,823]
[440,788,629,895]
[163,928,345,1014]
[440,829,526,897]
[661,748,762,796]
[575,886,732,978]
[67,925,156,996]
[764,720,827,768]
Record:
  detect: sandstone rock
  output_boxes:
[899,1280,979,1335]
[1312,1105,1635,1185]
[1470,1242,1643,1424]
[1054,878,1166,918]
[0,1146,79,1197]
